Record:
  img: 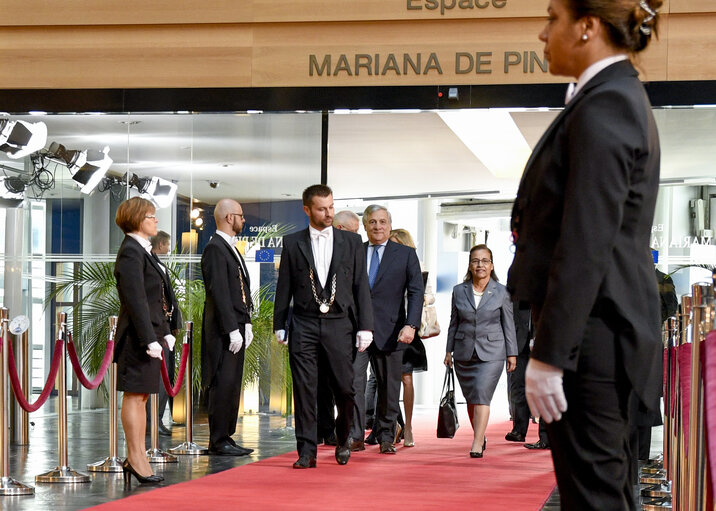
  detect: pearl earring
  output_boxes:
[581,34,589,41]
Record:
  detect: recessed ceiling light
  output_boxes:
[119,120,141,125]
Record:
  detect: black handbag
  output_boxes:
[437,365,459,438]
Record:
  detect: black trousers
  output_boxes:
[351,345,402,444]
[509,343,531,436]
[146,344,174,428]
[207,334,246,448]
[289,315,355,458]
[544,315,635,511]
[317,351,337,439]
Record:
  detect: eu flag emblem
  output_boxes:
[255,249,275,263]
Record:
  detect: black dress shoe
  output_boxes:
[209,443,251,456]
[349,439,365,452]
[226,439,254,455]
[365,431,378,445]
[379,441,396,454]
[469,451,483,458]
[158,423,172,437]
[335,445,350,465]
[322,431,338,446]
[505,431,525,442]
[122,459,163,484]
[524,440,550,450]
[293,456,317,469]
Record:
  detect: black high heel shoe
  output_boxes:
[469,438,487,458]
[122,459,163,484]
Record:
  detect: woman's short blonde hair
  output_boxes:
[389,228,416,249]
[115,197,155,234]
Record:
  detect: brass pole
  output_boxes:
[0,307,33,495]
[36,312,90,483]
[678,295,692,511]
[19,330,29,446]
[87,316,123,472]
[170,321,207,455]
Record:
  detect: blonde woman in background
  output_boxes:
[389,228,428,447]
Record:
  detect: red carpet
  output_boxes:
[89,417,555,510]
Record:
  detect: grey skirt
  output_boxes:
[454,353,503,405]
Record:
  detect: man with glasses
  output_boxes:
[201,199,254,456]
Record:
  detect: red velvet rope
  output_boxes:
[702,331,716,499]
[66,333,114,390]
[160,342,189,398]
[6,337,64,413]
[678,343,692,456]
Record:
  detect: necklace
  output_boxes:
[309,268,336,313]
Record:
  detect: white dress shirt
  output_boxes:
[566,54,628,104]
[309,225,333,287]
[215,229,248,278]
[366,240,387,271]
[128,233,153,254]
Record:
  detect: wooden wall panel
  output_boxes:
[0,26,253,88]
[666,13,716,80]
[0,0,547,26]
[252,19,667,86]
[670,0,715,13]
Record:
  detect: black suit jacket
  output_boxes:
[201,234,253,387]
[152,253,182,332]
[273,227,373,332]
[114,236,171,361]
[367,240,423,352]
[507,60,662,410]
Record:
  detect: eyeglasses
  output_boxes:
[229,212,244,219]
[470,258,492,266]
[145,214,157,220]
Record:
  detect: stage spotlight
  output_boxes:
[0,119,48,159]
[141,176,177,209]
[0,176,26,207]
[46,143,112,194]
[71,146,112,194]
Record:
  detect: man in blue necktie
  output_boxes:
[349,205,424,454]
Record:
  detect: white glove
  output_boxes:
[228,328,244,354]
[146,341,163,359]
[274,329,288,345]
[163,334,176,352]
[244,324,253,348]
[525,358,568,423]
[355,330,373,352]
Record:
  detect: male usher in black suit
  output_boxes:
[508,60,661,509]
[201,232,253,453]
[274,226,373,464]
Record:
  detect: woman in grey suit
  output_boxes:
[445,244,517,458]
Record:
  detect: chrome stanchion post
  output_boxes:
[19,329,29,446]
[87,316,123,472]
[146,336,177,463]
[687,283,713,511]
[36,312,90,483]
[170,321,207,455]
[0,307,34,495]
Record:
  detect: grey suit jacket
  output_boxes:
[446,279,517,362]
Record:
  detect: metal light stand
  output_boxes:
[36,312,90,483]
[686,283,713,511]
[170,321,207,455]
[87,316,123,472]
[0,307,34,495]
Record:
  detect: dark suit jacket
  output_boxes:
[201,234,253,387]
[152,253,182,333]
[114,236,171,361]
[507,60,662,410]
[446,279,517,362]
[273,227,373,332]
[367,240,423,352]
